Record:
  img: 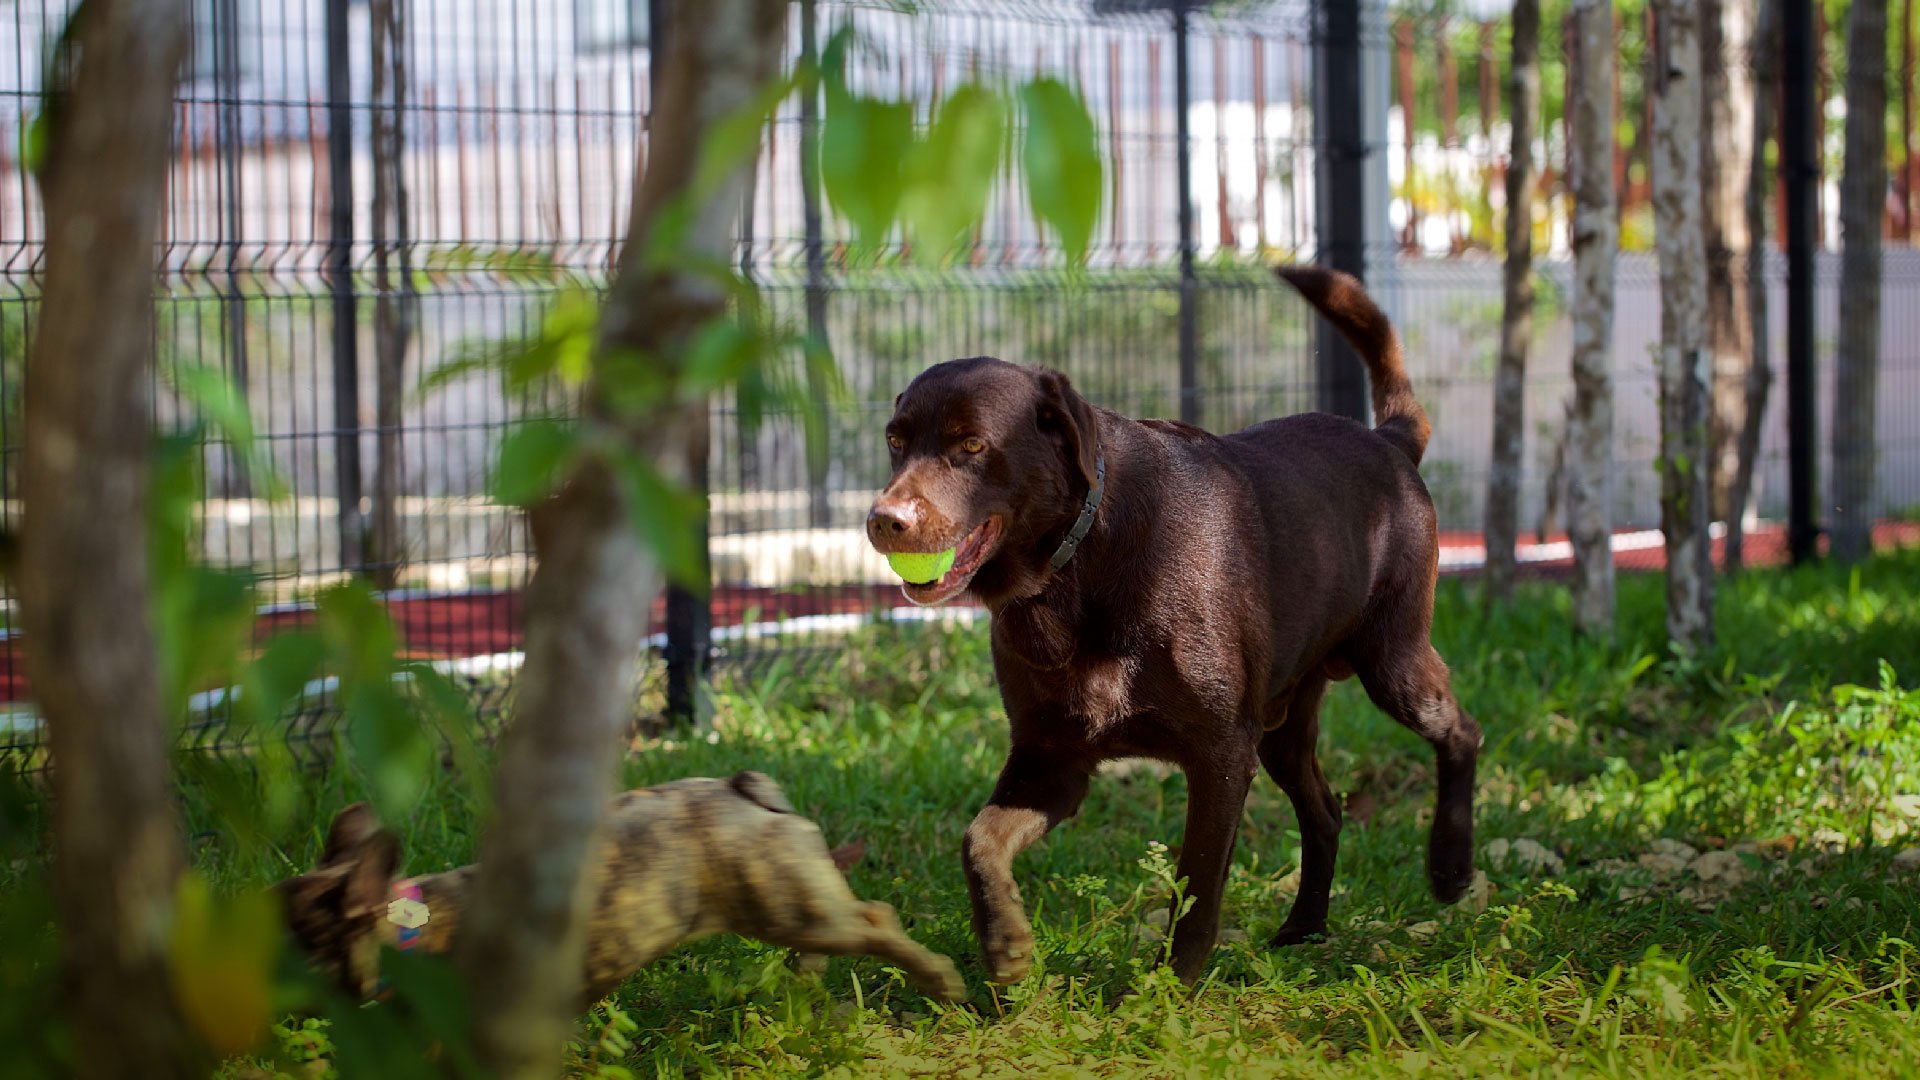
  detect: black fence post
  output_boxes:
[1174,1,1200,426]
[325,0,365,572]
[801,0,832,527]
[656,0,713,728]
[215,0,248,400]
[1782,0,1819,565]
[1311,0,1371,422]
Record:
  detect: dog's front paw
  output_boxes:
[979,909,1036,984]
[1268,921,1328,948]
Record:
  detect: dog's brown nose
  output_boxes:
[867,497,921,542]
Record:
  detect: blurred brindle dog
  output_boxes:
[273,772,965,1005]
[866,267,1483,986]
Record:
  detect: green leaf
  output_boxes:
[155,566,256,720]
[316,581,401,682]
[613,452,706,591]
[822,90,915,252]
[490,419,581,508]
[680,319,763,396]
[168,873,282,1058]
[345,681,433,824]
[1019,78,1103,266]
[902,85,1007,264]
[690,70,797,201]
[404,663,489,812]
[239,630,327,832]
[160,361,286,501]
[801,334,844,479]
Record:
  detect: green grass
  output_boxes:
[25,550,1920,1077]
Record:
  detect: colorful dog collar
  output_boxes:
[386,878,428,952]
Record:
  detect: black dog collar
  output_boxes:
[1047,454,1106,571]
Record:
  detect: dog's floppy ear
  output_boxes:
[339,829,403,922]
[1034,368,1101,491]
[320,803,382,866]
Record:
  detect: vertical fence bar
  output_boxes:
[216,0,248,400]
[1783,0,1818,563]
[1312,0,1370,421]
[1174,1,1199,425]
[801,0,831,528]
[326,0,366,572]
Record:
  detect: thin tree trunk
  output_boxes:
[1652,0,1715,653]
[370,0,414,591]
[1830,0,1889,562]
[1726,0,1779,570]
[453,2,786,1076]
[1904,0,1916,242]
[1703,0,1755,523]
[19,0,194,1074]
[1815,0,1829,246]
[1484,0,1540,607]
[1568,0,1618,635]
[1396,17,1419,251]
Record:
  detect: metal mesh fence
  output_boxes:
[0,0,1913,766]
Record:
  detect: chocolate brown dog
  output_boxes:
[866,266,1481,985]
[273,772,965,1005]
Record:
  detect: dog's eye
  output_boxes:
[887,434,904,452]
[961,437,986,454]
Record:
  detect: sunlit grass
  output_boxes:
[18,548,1920,1077]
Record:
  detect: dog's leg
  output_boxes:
[1165,745,1257,983]
[736,820,966,1001]
[766,900,966,1002]
[963,748,1091,984]
[1354,640,1482,904]
[1259,673,1340,945]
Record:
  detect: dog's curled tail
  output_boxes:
[1275,265,1431,465]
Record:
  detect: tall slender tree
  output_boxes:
[1703,0,1756,523]
[369,0,415,590]
[1652,0,1715,652]
[19,0,195,1074]
[1484,0,1541,606]
[1568,0,1619,634]
[1830,0,1889,562]
[1725,0,1779,570]
[453,2,788,1076]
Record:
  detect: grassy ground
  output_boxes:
[124,550,1920,1074]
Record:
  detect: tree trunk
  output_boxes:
[1396,17,1419,251]
[1904,0,1916,242]
[453,2,787,1076]
[1726,0,1779,570]
[1484,0,1540,607]
[1567,0,1619,635]
[1830,0,1889,562]
[369,0,414,591]
[19,0,194,1074]
[1652,0,1715,653]
[1702,0,1755,523]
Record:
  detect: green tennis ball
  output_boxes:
[887,549,956,585]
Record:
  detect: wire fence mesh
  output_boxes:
[0,0,1914,768]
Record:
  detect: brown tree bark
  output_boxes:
[1568,0,1619,635]
[1904,0,1916,242]
[19,0,195,1074]
[1702,0,1756,522]
[1830,0,1889,562]
[370,0,415,591]
[452,2,787,1076]
[1652,0,1716,653]
[1396,17,1420,251]
[1484,0,1541,607]
[1726,0,1779,570]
